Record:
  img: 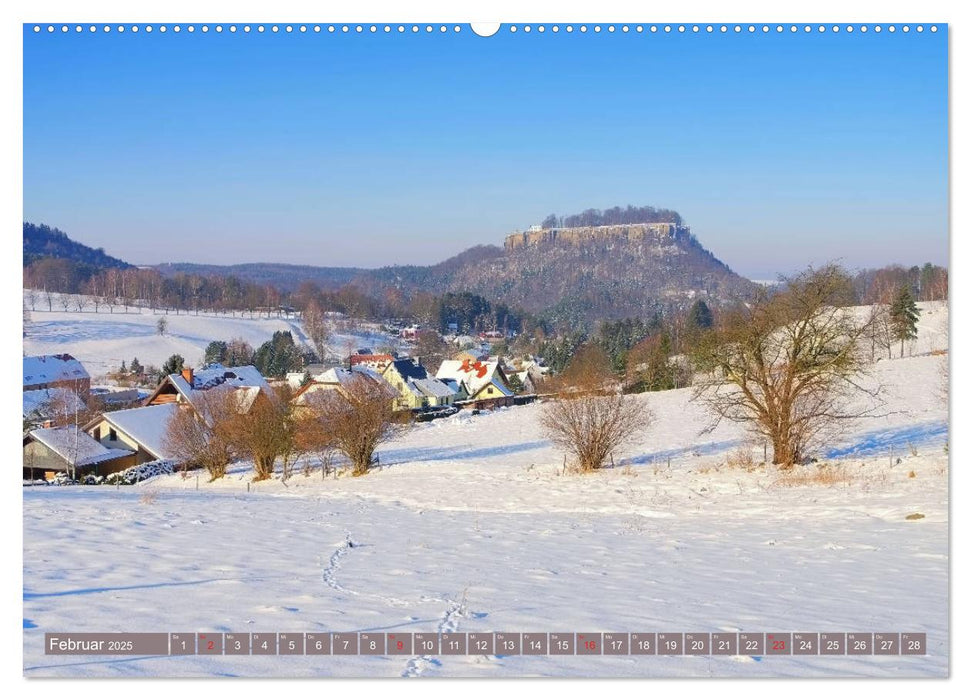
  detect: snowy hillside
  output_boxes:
[23,337,949,677]
[22,291,401,377]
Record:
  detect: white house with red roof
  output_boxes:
[435,358,515,406]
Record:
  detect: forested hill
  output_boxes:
[155,262,365,291]
[23,222,132,269]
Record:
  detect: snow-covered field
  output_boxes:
[22,292,401,377]
[22,302,949,678]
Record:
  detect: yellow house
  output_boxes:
[380,359,457,411]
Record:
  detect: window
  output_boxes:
[93,427,101,441]
[108,428,117,442]
[487,387,494,395]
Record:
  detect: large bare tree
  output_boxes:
[300,375,403,476]
[224,385,295,481]
[692,264,880,467]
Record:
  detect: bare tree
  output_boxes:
[294,398,337,477]
[865,304,894,360]
[541,393,650,473]
[542,343,651,472]
[302,298,330,359]
[301,376,402,476]
[412,330,450,374]
[929,267,948,301]
[162,389,236,480]
[224,386,294,481]
[691,265,881,467]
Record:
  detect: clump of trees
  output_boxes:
[203,338,256,367]
[163,385,303,482]
[252,331,304,378]
[541,344,651,473]
[540,205,683,229]
[163,375,404,481]
[853,262,948,304]
[159,354,186,382]
[691,264,881,467]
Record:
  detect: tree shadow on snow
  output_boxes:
[823,420,948,459]
[621,439,743,466]
[381,440,550,466]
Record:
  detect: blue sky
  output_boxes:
[23,24,948,278]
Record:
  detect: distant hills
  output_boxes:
[24,207,756,325]
[154,262,364,291]
[23,222,132,270]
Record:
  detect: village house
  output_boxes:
[22,387,86,430]
[145,364,270,407]
[23,425,135,480]
[436,358,516,409]
[83,363,272,467]
[348,351,396,372]
[380,358,457,411]
[292,366,395,408]
[23,354,91,396]
[84,403,178,465]
[451,348,491,364]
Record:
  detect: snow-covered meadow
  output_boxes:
[22,291,401,378]
[22,303,949,678]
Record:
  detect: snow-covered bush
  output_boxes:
[103,460,176,485]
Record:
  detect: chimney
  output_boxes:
[181,367,194,386]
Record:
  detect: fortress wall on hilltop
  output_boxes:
[504,222,687,252]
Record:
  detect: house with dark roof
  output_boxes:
[145,364,270,411]
[380,358,458,411]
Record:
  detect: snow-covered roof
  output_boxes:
[23,388,85,420]
[313,366,387,386]
[99,403,178,460]
[23,354,89,388]
[28,426,132,467]
[409,377,457,399]
[150,364,270,413]
[437,359,510,397]
[295,366,395,403]
[188,364,269,392]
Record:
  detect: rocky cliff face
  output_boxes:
[504,222,685,251]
